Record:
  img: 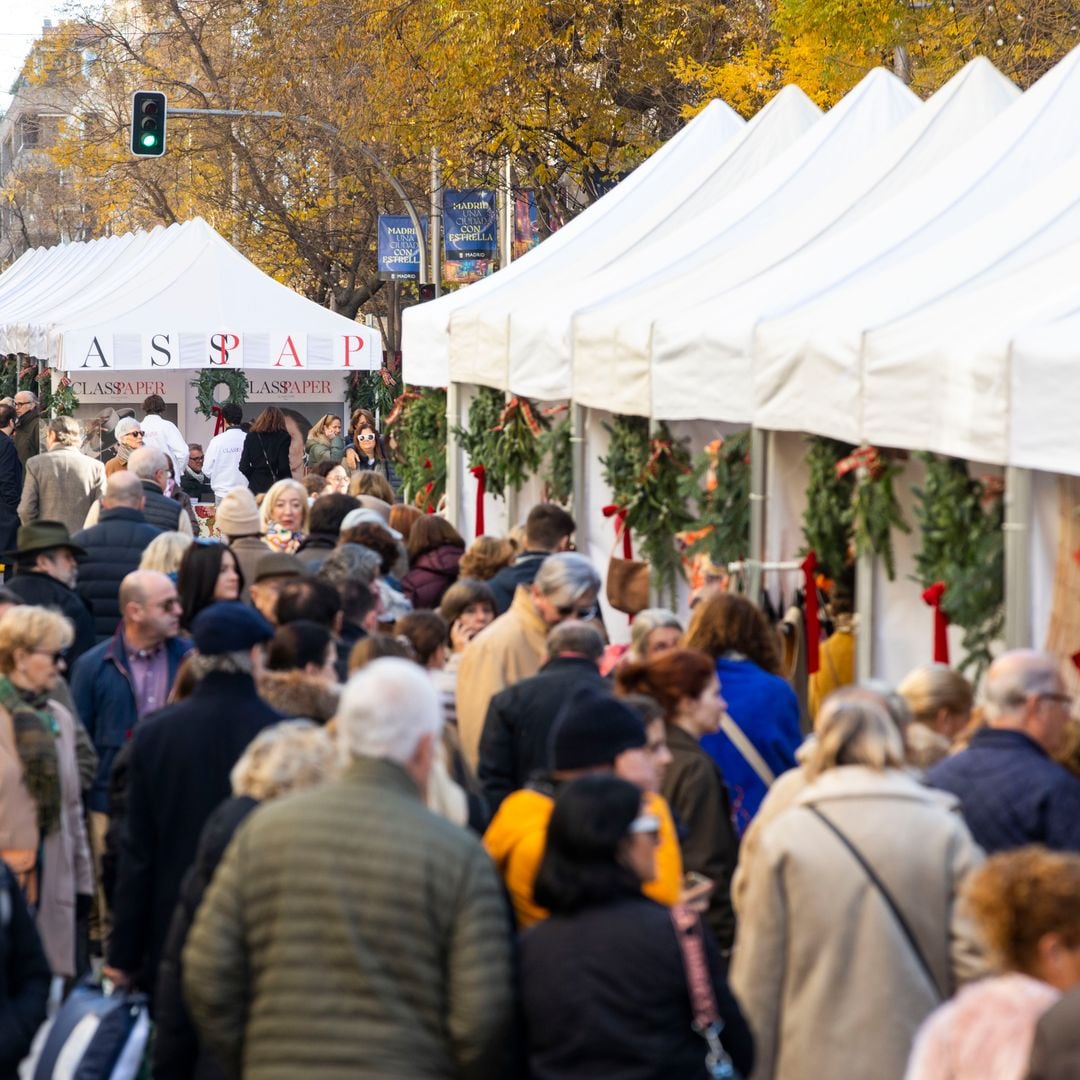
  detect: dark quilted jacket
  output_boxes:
[140,481,186,532]
[401,543,463,610]
[183,757,514,1079]
[73,507,161,641]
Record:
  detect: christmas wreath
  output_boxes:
[386,387,447,511]
[677,430,752,569]
[193,368,249,419]
[913,453,1003,677]
[601,416,693,600]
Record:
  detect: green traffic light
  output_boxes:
[141,132,158,148]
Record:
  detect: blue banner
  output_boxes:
[377,214,428,280]
[443,189,498,259]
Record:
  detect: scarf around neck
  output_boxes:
[0,676,61,836]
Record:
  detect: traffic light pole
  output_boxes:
[167,107,429,283]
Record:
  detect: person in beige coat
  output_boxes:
[18,416,106,534]
[455,553,601,770]
[731,688,985,1080]
[0,605,93,977]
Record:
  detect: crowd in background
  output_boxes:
[0,396,1079,1079]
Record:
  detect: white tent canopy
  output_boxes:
[446,85,825,400]
[0,218,382,371]
[402,96,750,388]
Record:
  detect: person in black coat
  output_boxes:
[5,521,96,664]
[73,472,162,642]
[0,860,50,1076]
[520,776,753,1080]
[0,405,24,567]
[487,503,576,614]
[239,407,293,495]
[104,602,282,998]
[478,621,607,812]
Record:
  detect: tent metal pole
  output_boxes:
[855,549,874,680]
[445,383,461,530]
[1004,465,1032,649]
[571,403,587,547]
[747,427,768,603]
[430,148,442,298]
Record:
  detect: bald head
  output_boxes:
[983,649,1071,755]
[120,569,181,648]
[103,471,146,510]
[120,569,166,610]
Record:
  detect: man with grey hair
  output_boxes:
[12,388,42,465]
[183,657,514,1079]
[478,620,607,811]
[927,649,1080,853]
[456,551,602,770]
[116,445,192,534]
[318,543,383,678]
[105,600,279,998]
[17,416,106,533]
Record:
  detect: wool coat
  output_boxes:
[456,586,550,771]
[239,431,291,495]
[17,445,106,534]
[730,766,985,1080]
[0,432,22,558]
[1028,984,1080,1080]
[0,695,93,977]
[183,757,514,1080]
[7,572,96,666]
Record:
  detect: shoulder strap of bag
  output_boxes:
[806,804,941,1000]
[720,712,775,788]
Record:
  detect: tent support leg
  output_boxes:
[855,549,875,680]
[445,383,461,530]
[747,427,768,603]
[571,403,587,544]
[1004,465,1032,649]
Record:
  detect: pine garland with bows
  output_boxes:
[676,430,751,568]
[346,357,401,422]
[601,416,693,599]
[37,368,78,417]
[913,453,1003,678]
[385,387,446,511]
[540,413,573,505]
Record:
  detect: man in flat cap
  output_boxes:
[105,601,282,998]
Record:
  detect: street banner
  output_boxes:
[443,189,498,259]
[443,258,496,285]
[512,191,541,258]
[378,214,428,280]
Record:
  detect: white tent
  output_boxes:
[571,57,1020,421]
[402,96,750,388]
[446,85,825,400]
[0,218,382,371]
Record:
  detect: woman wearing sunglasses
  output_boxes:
[343,410,401,496]
[520,776,753,1080]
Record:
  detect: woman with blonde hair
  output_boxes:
[139,531,194,579]
[154,720,336,1077]
[732,686,984,1080]
[305,414,345,467]
[458,535,515,582]
[348,469,396,506]
[906,847,1080,1080]
[259,477,309,553]
[898,664,975,770]
[0,606,93,977]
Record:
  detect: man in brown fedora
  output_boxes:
[6,521,96,664]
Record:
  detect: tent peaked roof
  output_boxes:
[0,219,380,371]
[401,94,750,388]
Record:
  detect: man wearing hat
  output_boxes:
[249,551,307,624]
[483,686,682,930]
[6,520,96,664]
[105,601,281,998]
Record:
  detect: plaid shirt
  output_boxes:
[926,728,1080,854]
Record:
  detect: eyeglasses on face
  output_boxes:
[1038,692,1073,708]
[30,648,65,665]
[357,433,376,442]
[554,602,599,621]
[125,430,145,438]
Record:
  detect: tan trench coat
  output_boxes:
[730,766,985,1080]
[0,695,93,976]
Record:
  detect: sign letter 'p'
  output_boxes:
[342,336,365,367]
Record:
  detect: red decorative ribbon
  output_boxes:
[835,445,881,479]
[470,464,487,536]
[801,550,820,675]
[922,581,950,664]
[211,405,225,436]
[603,504,632,559]
[385,390,421,428]
[492,396,544,438]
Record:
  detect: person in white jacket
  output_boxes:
[141,393,189,478]
[202,402,249,502]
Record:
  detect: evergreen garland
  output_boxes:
[677,431,752,568]
[0,358,16,401]
[540,415,573,506]
[913,453,1004,677]
[192,368,249,418]
[346,362,401,423]
[386,387,447,511]
[601,416,693,599]
[850,450,911,581]
[802,437,855,582]
[37,368,78,417]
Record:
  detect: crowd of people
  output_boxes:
[0,394,1079,1079]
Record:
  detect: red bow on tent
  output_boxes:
[469,464,487,536]
[922,582,950,664]
[603,504,632,559]
[211,405,226,436]
[835,445,881,479]
[801,551,820,675]
[385,391,421,428]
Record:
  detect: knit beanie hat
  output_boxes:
[550,688,647,772]
[216,488,262,538]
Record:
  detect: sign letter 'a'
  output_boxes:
[131,91,167,157]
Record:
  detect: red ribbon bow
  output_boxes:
[835,445,881,479]
[211,405,225,436]
[470,464,487,536]
[801,551,820,675]
[922,581,950,664]
[603,504,632,559]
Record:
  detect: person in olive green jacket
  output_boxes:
[183,657,513,1080]
[304,414,345,467]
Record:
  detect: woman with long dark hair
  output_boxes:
[400,515,464,610]
[177,540,244,630]
[343,409,400,494]
[521,776,753,1080]
[239,407,292,494]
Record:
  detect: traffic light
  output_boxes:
[130,91,166,157]
[418,283,437,301]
